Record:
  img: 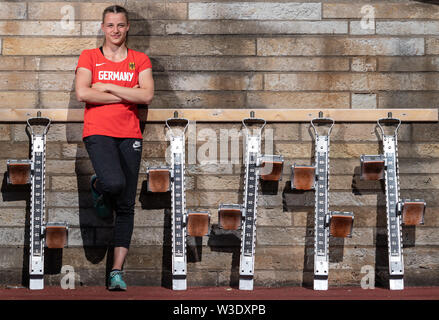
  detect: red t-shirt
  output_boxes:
[75,47,152,139]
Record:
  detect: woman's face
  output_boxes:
[101,12,129,46]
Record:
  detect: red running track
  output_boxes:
[0,286,438,300]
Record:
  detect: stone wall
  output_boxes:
[0,0,438,288]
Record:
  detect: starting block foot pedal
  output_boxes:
[360,155,385,181]
[187,211,210,237]
[399,199,426,226]
[291,165,316,190]
[329,212,354,238]
[45,223,68,249]
[218,204,243,230]
[6,160,32,185]
[146,167,171,193]
[259,155,284,181]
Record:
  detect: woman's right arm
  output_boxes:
[75,67,122,105]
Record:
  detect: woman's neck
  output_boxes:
[102,42,128,62]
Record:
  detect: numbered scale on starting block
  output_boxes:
[146,113,210,290]
[6,114,68,290]
[291,113,354,291]
[218,112,284,290]
[360,114,426,290]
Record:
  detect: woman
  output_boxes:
[75,5,154,291]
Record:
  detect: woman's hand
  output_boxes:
[94,83,139,92]
[92,82,112,92]
[100,69,154,105]
[75,68,122,104]
[88,78,152,105]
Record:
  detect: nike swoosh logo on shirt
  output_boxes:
[96,63,106,66]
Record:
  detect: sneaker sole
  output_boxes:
[108,285,127,291]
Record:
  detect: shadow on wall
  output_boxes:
[415,0,439,4]
[208,226,241,288]
[282,180,314,288]
[138,181,172,288]
[351,127,389,288]
[0,172,31,287]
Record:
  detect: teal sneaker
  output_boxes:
[90,175,113,219]
[108,270,127,291]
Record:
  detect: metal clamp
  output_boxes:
[242,111,266,136]
[377,112,401,137]
[311,111,335,138]
[166,111,189,137]
[26,112,51,137]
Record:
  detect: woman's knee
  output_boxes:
[100,178,125,195]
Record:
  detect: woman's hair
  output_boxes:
[102,5,129,24]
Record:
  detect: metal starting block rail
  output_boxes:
[360,113,426,290]
[6,113,68,290]
[291,112,354,290]
[146,112,210,290]
[218,112,284,290]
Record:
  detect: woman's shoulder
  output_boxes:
[79,48,100,57]
[129,48,150,61]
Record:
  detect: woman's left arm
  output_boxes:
[94,68,154,105]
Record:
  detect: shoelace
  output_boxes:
[110,270,124,276]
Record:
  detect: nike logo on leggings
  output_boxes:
[133,141,141,151]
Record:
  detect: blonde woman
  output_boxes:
[75,5,154,291]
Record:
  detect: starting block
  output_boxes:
[218,204,243,230]
[45,223,68,249]
[146,112,211,290]
[146,167,171,193]
[360,155,385,181]
[298,112,356,290]
[291,165,316,190]
[328,212,354,238]
[219,112,283,290]
[259,155,284,181]
[6,160,32,185]
[187,211,210,237]
[359,113,427,290]
[5,113,69,290]
[399,199,426,226]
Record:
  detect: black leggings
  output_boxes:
[84,135,142,249]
